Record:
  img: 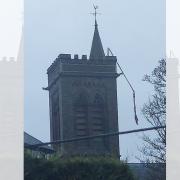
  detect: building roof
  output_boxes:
[128,163,148,180]
[128,163,166,180]
[24,132,55,154]
[89,20,105,60]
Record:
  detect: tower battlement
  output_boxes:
[0,56,16,62]
[58,53,88,62]
[0,57,19,71]
[47,53,117,74]
[0,56,22,78]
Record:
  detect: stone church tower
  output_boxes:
[167,57,180,174]
[46,19,120,156]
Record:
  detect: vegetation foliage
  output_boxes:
[24,152,135,180]
[140,59,166,180]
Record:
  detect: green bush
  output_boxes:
[25,153,135,180]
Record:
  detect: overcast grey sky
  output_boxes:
[25,0,165,162]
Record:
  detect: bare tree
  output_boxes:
[140,59,166,180]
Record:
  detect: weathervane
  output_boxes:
[91,5,101,26]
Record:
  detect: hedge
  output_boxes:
[25,153,136,180]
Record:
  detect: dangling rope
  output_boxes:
[107,48,138,125]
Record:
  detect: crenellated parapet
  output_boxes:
[47,53,118,88]
[0,56,16,62]
[0,56,22,79]
[48,53,117,72]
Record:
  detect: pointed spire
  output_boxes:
[89,6,105,60]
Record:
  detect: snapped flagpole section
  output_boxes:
[107,48,139,125]
[116,62,139,125]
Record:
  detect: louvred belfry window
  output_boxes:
[87,93,106,149]
[74,93,88,138]
[91,94,105,135]
[52,92,60,141]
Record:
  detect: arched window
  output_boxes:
[73,92,107,151]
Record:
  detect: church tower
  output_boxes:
[46,16,120,156]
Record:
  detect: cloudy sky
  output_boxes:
[25,0,165,162]
[0,0,22,60]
